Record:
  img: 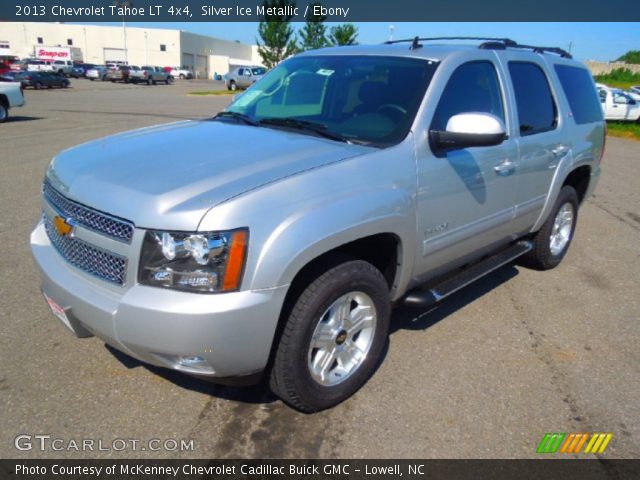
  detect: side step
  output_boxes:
[404,240,532,308]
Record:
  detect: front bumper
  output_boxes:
[30,220,288,379]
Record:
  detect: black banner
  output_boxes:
[2,460,640,480]
[2,0,640,22]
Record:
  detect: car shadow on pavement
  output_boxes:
[104,264,519,406]
[6,116,43,123]
[104,344,277,405]
[389,264,519,335]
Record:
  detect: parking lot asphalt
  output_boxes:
[0,78,638,459]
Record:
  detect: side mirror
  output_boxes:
[430,113,507,152]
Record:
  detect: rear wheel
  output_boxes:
[179,74,185,80]
[270,259,390,412]
[229,80,237,91]
[34,81,43,90]
[522,185,579,270]
[0,101,8,123]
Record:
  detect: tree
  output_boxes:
[299,3,328,51]
[256,0,298,69]
[616,50,640,64]
[328,24,358,46]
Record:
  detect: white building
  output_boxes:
[1,22,263,78]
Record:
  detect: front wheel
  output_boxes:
[270,259,390,412]
[522,185,579,270]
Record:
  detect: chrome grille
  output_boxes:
[43,180,134,243]
[44,215,127,285]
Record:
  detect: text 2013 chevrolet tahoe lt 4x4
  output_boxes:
[31,38,604,412]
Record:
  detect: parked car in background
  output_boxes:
[630,86,640,95]
[52,59,73,76]
[598,86,640,121]
[71,63,94,78]
[0,71,21,83]
[14,71,70,89]
[26,59,55,73]
[225,66,267,90]
[626,89,640,102]
[132,66,173,85]
[170,66,194,79]
[9,60,26,71]
[0,81,25,122]
[86,66,109,81]
[106,65,140,83]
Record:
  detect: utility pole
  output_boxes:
[113,0,131,64]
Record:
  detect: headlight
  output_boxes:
[138,229,248,293]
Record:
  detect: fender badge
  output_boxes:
[54,216,75,237]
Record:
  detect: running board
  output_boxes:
[404,241,532,308]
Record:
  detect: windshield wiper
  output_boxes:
[213,111,259,126]
[259,117,351,144]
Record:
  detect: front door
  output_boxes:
[414,59,518,280]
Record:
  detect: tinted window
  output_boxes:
[509,62,557,136]
[554,65,602,124]
[431,61,505,131]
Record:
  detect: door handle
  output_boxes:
[494,159,515,176]
[551,145,569,158]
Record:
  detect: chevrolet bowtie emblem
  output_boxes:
[53,216,75,237]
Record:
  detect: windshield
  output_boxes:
[251,67,267,75]
[226,55,438,147]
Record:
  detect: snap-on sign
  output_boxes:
[36,47,70,59]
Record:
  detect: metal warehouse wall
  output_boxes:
[1,22,258,74]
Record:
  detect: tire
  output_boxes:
[270,259,391,412]
[229,81,237,91]
[522,185,579,270]
[34,82,43,90]
[89,78,94,81]
[179,74,185,80]
[0,101,8,123]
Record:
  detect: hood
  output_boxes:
[47,120,371,231]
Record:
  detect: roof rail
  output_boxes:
[384,36,572,59]
[384,36,517,50]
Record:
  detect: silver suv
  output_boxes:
[225,66,267,90]
[31,38,604,412]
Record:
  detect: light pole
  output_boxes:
[83,27,87,62]
[113,0,131,64]
[144,31,148,65]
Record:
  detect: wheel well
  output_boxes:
[0,94,8,108]
[264,233,400,376]
[563,166,591,204]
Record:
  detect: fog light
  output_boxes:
[179,355,206,366]
[176,355,214,374]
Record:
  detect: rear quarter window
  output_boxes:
[554,65,603,124]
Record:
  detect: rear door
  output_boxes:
[498,54,566,233]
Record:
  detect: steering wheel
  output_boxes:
[376,104,408,117]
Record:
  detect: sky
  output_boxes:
[79,22,640,62]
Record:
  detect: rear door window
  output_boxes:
[508,62,558,136]
[554,65,603,124]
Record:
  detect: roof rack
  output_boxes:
[384,36,572,59]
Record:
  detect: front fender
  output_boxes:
[252,188,415,298]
